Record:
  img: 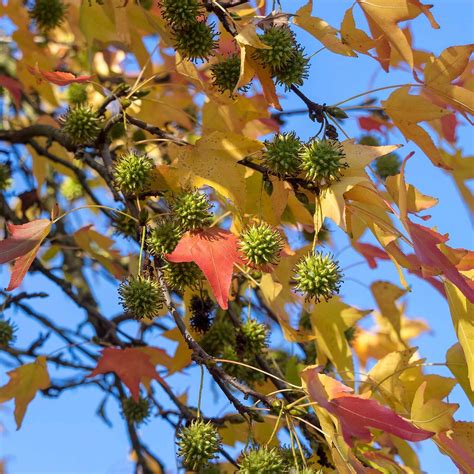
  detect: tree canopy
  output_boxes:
[0,0,472,472]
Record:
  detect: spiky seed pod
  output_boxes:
[210,54,248,95]
[29,0,67,32]
[112,210,138,240]
[220,345,264,383]
[122,397,151,425]
[189,294,214,334]
[60,177,83,201]
[299,139,348,186]
[239,319,268,355]
[173,21,218,62]
[147,219,182,256]
[66,83,88,105]
[256,27,297,70]
[273,46,309,90]
[263,132,303,176]
[325,123,339,140]
[162,262,201,292]
[173,190,213,231]
[0,163,12,192]
[238,447,285,474]
[177,419,222,471]
[293,252,343,302]
[375,153,401,179]
[359,135,380,147]
[239,222,283,267]
[61,106,102,145]
[118,275,164,320]
[160,0,202,28]
[199,314,234,355]
[113,152,155,195]
[0,319,16,347]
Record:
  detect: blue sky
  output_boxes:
[0,0,473,473]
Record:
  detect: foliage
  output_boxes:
[0,0,472,472]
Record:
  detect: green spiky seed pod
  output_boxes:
[60,177,83,201]
[375,153,401,179]
[118,275,164,320]
[122,397,151,425]
[238,447,285,474]
[200,313,234,355]
[113,210,138,240]
[299,139,348,186]
[61,106,102,145]
[0,319,16,347]
[256,27,297,70]
[29,0,67,32]
[263,132,303,176]
[0,163,12,192]
[173,190,213,231]
[160,0,202,28]
[210,54,248,95]
[113,152,155,195]
[239,319,268,355]
[67,83,88,105]
[173,21,218,62]
[147,219,182,256]
[190,294,214,334]
[293,252,343,302]
[239,222,283,267]
[177,419,222,471]
[162,261,201,291]
[273,45,309,90]
[359,135,380,147]
[220,345,264,383]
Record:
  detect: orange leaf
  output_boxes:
[27,65,92,86]
[0,356,50,429]
[88,347,166,401]
[166,228,244,309]
[0,219,52,291]
[302,367,434,446]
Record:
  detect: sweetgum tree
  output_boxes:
[0,0,472,472]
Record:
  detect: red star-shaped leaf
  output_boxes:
[302,366,434,446]
[88,347,165,401]
[166,228,244,309]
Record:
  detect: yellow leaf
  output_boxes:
[162,327,192,374]
[363,348,418,410]
[371,281,406,342]
[442,150,474,214]
[424,44,474,116]
[444,280,474,391]
[171,131,263,209]
[340,7,376,54]
[385,174,438,214]
[446,343,474,404]
[310,298,369,384]
[0,356,50,429]
[219,415,282,447]
[357,0,439,70]
[73,226,127,280]
[383,87,451,168]
[411,382,457,434]
[235,23,271,49]
[294,1,356,57]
